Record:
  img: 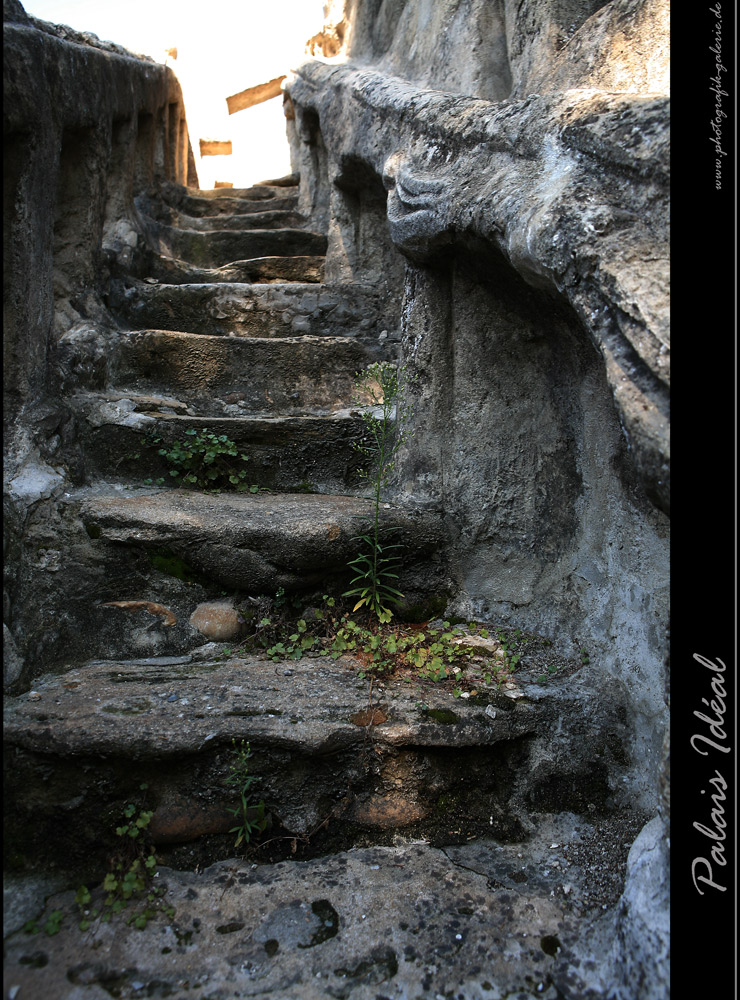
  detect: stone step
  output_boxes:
[143,220,327,269]
[77,489,446,594]
[145,205,308,232]
[3,647,619,872]
[72,405,371,493]
[184,190,301,216]
[108,279,387,340]
[189,183,298,199]
[144,254,325,285]
[4,803,633,1000]
[179,190,300,216]
[4,482,447,670]
[160,181,300,215]
[104,329,373,414]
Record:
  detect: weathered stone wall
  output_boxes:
[287,0,669,813]
[325,0,668,100]
[288,5,670,990]
[3,0,196,687]
[4,0,194,428]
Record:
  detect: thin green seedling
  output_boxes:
[226,740,267,849]
[344,362,414,622]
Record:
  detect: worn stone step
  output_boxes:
[3,647,623,870]
[3,810,640,1000]
[108,279,387,340]
[160,181,300,215]
[195,181,298,198]
[145,205,308,232]
[181,190,301,216]
[72,405,371,493]
[177,190,300,216]
[144,220,327,269]
[2,479,447,672]
[104,329,373,414]
[145,254,325,285]
[77,489,447,595]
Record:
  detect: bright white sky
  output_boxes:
[24,0,327,187]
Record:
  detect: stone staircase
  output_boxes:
[4,174,642,1000]
[49,175,448,661]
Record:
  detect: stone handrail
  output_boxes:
[287,59,670,513]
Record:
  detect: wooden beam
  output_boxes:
[199,139,232,156]
[226,75,286,115]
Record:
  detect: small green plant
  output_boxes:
[23,910,64,936]
[273,585,304,613]
[537,665,562,683]
[74,784,174,933]
[266,617,319,660]
[344,362,413,622]
[147,428,258,492]
[495,627,528,673]
[226,740,267,849]
[233,593,528,694]
[239,595,335,661]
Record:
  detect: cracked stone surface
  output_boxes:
[3,813,647,1000]
[4,651,633,878]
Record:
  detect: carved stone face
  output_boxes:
[383,152,451,262]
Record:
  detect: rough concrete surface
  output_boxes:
[4,813,650,1000]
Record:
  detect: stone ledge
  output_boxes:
[2,654,538,759]
[76,489,446,592]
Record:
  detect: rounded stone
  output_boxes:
[189,601,245,640]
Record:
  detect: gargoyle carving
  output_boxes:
[383,152,452,262]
